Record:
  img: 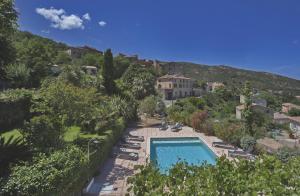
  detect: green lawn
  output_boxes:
[1,129,23,141]
[64,126,105,142]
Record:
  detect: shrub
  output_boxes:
[2,118,126,196]
[32,80,98,126]
[276,147,300,162]
[0,89,33,132]
[139,95,157,117]
[191,110,212,135]
[2,146,88,196]
[288,108,300,117]
[22,115,63,151]
[240,135,256,153]
[214,120,244,146]
[128,155,300,195]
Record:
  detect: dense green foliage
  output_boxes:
[213,119,244,146]
[1,146,88,195]
[288,108,300,116]
[0,136,31,177]
[0,0,18,78]
[119,64,157,100]
[242,81,255,135]
[32,80,99,126]
[23,115,63,152]
[127,156,300,195]
[139,95,164,116]
[0,89,33,132]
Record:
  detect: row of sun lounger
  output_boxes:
[212,142,236,150]
[212,141,255,160]
[115,133,144,161]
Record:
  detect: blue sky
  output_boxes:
[15,0,300,79]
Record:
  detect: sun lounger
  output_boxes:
[159,124,168,131]
[171,123,182,132]
[228,150,253,160]
[212,142,236,150]
[117,151,139,161]
[128,133,144,139]
[119,142,141,149]
[124,135,144,142]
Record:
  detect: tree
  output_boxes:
[81,53,101,68]
[241,81,254,135]
[190,110,213,135]
[139,96,158,117]
[121,64,156,100]
[0,136,31,177]
[32,80,98,126]
[5,63,30,88]
[55,51,72,65]
[23,115,63,151]
[102,49,115,95]
[109,95,137,121]
[58,64,84,86]
[17,39,53,87]
[0,0,18,79]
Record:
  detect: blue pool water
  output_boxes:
[150,137,216,173]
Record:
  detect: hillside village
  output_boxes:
[2,1,300,194]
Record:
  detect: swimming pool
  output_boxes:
[150,137,216,173]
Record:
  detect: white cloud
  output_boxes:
[98,21,107,27]
[83,13,91,21]
[36,7,85,30]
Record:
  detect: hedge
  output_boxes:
[2,117,126,196]
[63,117,126,195]
[0,89,33,132]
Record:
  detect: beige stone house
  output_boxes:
[282,103,300,113]
[206,82,224,92]
[156,74,201,100]
[236,95,272,120]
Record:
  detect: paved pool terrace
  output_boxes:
[85,126,231,196]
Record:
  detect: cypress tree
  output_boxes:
[102,49,115,94]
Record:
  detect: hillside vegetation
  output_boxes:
[161,62,300,95]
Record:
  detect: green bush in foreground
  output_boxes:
[127,156,300,195]
[1,146,88,195]
[0,89,33,132]
[1,117,126,196]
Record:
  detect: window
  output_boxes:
[174,83,177,88]
[169,84,172,88]
[158,84,161,88]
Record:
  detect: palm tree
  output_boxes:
[0,136,32,177]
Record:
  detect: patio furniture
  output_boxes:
[119,142,141,149]
[159,122,168,131]
[128,133,144,139]
[212,142,236,150]
[171,123,182,132]
[117,151,139,161]
[228,150,254,160]
[123,135,144,142]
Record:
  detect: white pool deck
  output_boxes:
[86,126,231,196]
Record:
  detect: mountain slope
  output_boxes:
[160,62,300,95]
[13,31,300,95]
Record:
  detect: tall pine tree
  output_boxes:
[102,49,115,94]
